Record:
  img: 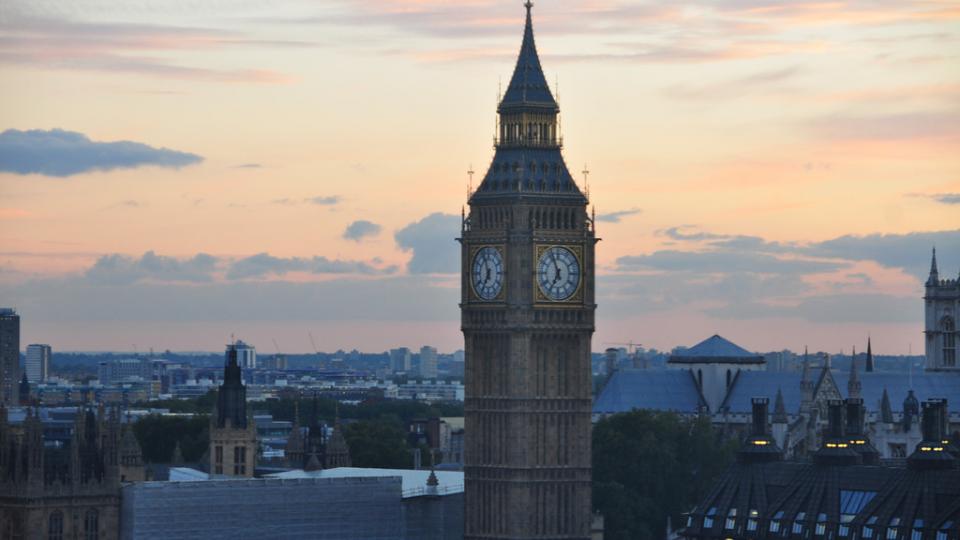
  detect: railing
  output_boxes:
[493,135,563,148]
[402,483,464,498]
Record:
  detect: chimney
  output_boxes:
[752,397,769,437]
[908,400,957,470]
[845,398,864,436]
[814,400,860,466]
[827,399,845,440]
[737,397,781,463]
[845,398,880,465]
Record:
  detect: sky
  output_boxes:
[0,0,958,354]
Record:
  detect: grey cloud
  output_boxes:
[306,196,341,206]
[803,230,960,281]
[933,193,960,205]
[596,208,642,223]
[395,213,461,274]
[616,250,844,275]
[225,253,394,280]
[85,251,218,285]
[343,220,382,241]
[659,226,729,242]
[0,129,202,177]
[234,163,262,169]
[705,294,917,324]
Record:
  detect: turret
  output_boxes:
[903,390,920,432]
[847,347,861,399]
[880,388,893,424]
[927,247,939,287]
[865,337,874,372]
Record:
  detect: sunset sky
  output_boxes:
[1,0,958,354]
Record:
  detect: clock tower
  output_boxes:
[461,3,596,539]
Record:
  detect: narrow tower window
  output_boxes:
[943,317,956,367]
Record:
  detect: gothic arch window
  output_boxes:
[697,369,703,389]
[726,369,732,388]
[84,510,99,540]
[943,317,956,367]
[48,512,63,540]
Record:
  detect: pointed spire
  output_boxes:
[880,388,893,424]
[848,347,861,399]
[773,388,788,423]
[171,441,184,466]
[866,336,874,372]
[304,451,322,472]
[927,246,939,286]
[499,1,557,111]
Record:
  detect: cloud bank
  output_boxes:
[395,212,461,273]
[343,220,382,241]
[0,129,202,177]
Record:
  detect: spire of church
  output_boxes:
[865,336,874,372]
[499,1,557,112]
[880,388,893,424]
[848,346,861,399]
[927,247,939,286]
[773,388,788,424]
[215,343,247,429]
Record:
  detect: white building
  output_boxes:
[25,344,51,383]
[234,340,257,370]
[389,347,411,373]
[418,346,437,379]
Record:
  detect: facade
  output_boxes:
[234,340,257,370]
[926,248,959,371]
[679,397,960,540]
[461,4,595,538]
[419,345,438,379]
[25,343,51,383]
[0,404,144,540]
[208,343,257,477]
[391,347,412,373]
[666,334,765,413]
[398,380,464,402]
[0,308,20,406]
[98,357,152,385]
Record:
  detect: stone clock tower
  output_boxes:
[460,3,595,538]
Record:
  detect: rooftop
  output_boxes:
[669,334,764,364]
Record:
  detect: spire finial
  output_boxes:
[928,246,939,285]
[524,0,533,15]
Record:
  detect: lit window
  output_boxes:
[704,507,717,529]
[770,511,784,533]
[726,508,738,530]
[794,512,807,534]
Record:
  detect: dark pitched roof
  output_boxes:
[669,335,764,364]
[499,3,557,112]
[593,369,706,414]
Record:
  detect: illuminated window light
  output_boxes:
[753,440,769,446]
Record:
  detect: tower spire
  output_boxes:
[927,246,939,286]
[866,336,874,372]
[848,346,861,399]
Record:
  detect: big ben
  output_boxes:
[461,3,595,538]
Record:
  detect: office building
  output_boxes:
[419,345,438,379]
[0,308,20,406]
[25,344,51,383]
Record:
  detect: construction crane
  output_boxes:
[603,341,643,354]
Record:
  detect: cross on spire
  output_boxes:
[524,0,534,14]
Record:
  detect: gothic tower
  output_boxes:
[924,248,959,371]
[461,3,595,538]
[209,342,257,477]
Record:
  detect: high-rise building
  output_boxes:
[390,347,411,373]
[25,344,51,383]
[235,340,257,370]
[461,4,595,538]
[209,342,257,477]
[924,248,959,371]
[98,357,152,385]
[419,346,438,379]
[0,308,20,406]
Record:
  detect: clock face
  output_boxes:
[471,247,504,300]
[537,246,581,301]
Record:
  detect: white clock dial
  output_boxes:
[537,246,581,301]
[472,247,504,300]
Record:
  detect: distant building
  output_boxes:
[25,344,52,383]
[98,357,152,385]
[398,380,464,402]
[390,347,411,373]
[0,308,20,406]
[208,343,257,477]
[419,346,438,379]
[234,340,257,370]
[666,334,765,413]
[925,248,959,371]
[284,396,352,470]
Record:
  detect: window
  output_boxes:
[215,445,223,474]
[911,519,924,540]
[889,443,907,458]
[726,508,738,530]
[48,512,63,540]
[84,510,99,540]
[704,507,717,529]
[943,317,956,367]
[864,516,879,539]
[770,511,784,533]
[747,509,759,532]
[234,446,247,475]
[887,517,901,540]
[816,513,828,536]
[793,512,807,535]
[937,521,953,540]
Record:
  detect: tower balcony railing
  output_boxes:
[494,135,563,149]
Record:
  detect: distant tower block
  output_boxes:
[461,3,596,538]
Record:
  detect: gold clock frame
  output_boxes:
[533,244,584,304]
[469,245,506,302]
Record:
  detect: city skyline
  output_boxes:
[1,0,959,353]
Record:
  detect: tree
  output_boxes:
[132,415,209,464]
[342,418,411,469]
[592,410,737,540]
